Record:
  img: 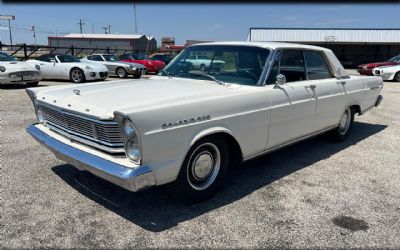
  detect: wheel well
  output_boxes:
[349,104,361,116]
[195,132,243,167]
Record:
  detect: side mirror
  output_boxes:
[275,74,286,86]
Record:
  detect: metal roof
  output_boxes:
[56,33,145,39]
[193,41,331,51]
[248,27,400,43]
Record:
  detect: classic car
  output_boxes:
[357,55,400,76]
[0,52,41,87]
[149,53,174,65]
[26,54,108,83]
[119,54,165,73]
[372,64,400,82]
[26,42,383,202]
[185,52,225,71]
[81,54,146,78]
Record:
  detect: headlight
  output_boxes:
[114,112,142,165]
[85,66,93,71]
[36,107,44,123]
[35,65,40,70]
[0,66,6,72]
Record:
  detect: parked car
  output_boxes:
[372,64,400,82]
[26,42,383,202]
[0,52,41,87]
[26,54,108,83]
[185,52,225,71]
[149,53,174,65]
[119,54,165,73]
[357,55,400,76]
[81,54,146,79]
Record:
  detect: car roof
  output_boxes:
[191,41,330,51]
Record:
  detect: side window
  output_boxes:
[279,50,306,83]
[38,55,50,62]
[120,54,128,60]
[304,51,333,80]
[87,55,94,60]
[91,55,103,61]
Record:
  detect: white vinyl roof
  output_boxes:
[248,28,400,44]
[61,33,145,39]
[193,41,331,51]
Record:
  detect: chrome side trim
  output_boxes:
[26,124,155,192]
[244,125,337,162]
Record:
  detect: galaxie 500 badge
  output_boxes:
[162,115,211,129]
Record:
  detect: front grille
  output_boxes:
[39,103,124,153]
[9,71,39,77]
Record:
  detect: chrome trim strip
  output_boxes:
[244,125,337,161]
[26,124,155,192]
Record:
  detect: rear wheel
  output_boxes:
[168,137,230,203]
[133,71,141,79]
[329,107,354,142]
[116,67,128,78]
[70,68,85,83]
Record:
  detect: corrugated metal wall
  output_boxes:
[248,28,400,43]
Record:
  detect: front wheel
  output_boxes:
[167,137,230,203]
[329,107,354,142]
[70,68,85,83]
[116,67,128,78]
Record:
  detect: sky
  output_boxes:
[0,3,399,45]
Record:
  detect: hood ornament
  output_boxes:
[73,89,80,95]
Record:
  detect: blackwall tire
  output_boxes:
[329,107,354,142]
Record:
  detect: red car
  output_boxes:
[120,54,165,73]
[357,55,400,75]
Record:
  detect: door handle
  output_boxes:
[337,80,346,85]
[306,84,316,90]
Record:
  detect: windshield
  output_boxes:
[103,54,119,61]
[388,55,400,62]
[57,55,81,63]
[0,52,17,61]
[159,45,270,86]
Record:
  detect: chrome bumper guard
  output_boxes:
[26,124,156,192]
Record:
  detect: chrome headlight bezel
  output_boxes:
[114,112,142,165]
[25,88,44,124]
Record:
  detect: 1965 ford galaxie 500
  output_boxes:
[26,42,383,202]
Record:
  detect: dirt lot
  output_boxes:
[1,76,399,248]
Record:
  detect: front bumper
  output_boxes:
[0,74,41,84]
[86,71,108,80]
[26,124,156,192]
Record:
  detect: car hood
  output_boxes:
[78,61,108,70]
[35,76,243,118]
[108,61,145,68]
[0,61,37,71]
[375,64,400,71]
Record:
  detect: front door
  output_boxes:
[265,49,317,149]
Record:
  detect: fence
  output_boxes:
[0,44,155,60]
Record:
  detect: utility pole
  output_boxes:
[77,19,84,34]
[30,26,37,45]
[133,2,138,34]
[108,24,111,34]
[102,26,108,34]
[0,15,15,47]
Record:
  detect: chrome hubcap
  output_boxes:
[339,108,351,135]
[117,69,125,77]
[187,143,221,190]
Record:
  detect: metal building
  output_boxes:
[48,33,157,55]
[247,28,400,67]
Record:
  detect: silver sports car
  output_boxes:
[81,54,146,78]
[0,52,41,87]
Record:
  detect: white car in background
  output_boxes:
[81,54,146,79]
[0,52,41,87]
[185,53,225,71]
[26,54,108,83]
[372,64,400,82]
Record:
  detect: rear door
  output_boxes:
[303,50,346,130]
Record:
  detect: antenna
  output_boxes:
[78,19,85,34]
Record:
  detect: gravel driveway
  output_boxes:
[1,78,399,248]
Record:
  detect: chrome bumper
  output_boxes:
[26,124,156,192]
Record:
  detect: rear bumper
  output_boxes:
[357,69,372,75]
[26,124,156,192]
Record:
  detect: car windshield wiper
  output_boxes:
[159,69,174,79]
[189,71,225,86]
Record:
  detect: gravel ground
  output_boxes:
[1,76,399,248]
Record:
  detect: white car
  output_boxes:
[0,52,41,87]
[26,54,108,83]
[81,54,146,79]
[26,42,383,202]
[372,64,400,82]
[185,53,225,71]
